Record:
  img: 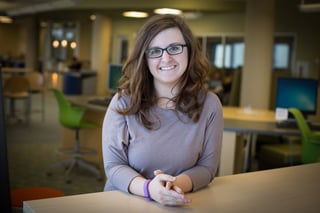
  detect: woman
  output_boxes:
[102,14,223,206]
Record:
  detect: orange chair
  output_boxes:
[25,71,46,122]
[11,187,64,211]
[3,75,31,124]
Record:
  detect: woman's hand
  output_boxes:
[148,170,192,206]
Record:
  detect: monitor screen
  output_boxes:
[107,64,123,93]
[275,77,319,117]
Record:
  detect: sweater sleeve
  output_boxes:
[181,93,224,191]
[102,94,140,192]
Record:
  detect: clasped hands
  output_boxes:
[148,169,192,206]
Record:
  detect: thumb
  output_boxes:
[153,169,163,176]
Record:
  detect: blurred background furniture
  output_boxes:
[25,71,46,122]
[3,75,31,124]
[11,186,64,213]
[227,68,242,106]
[289,108,320,163]
[259,108,320,169]
[47,88,102,183]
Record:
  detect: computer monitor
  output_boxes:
[275,77,319,118]
[107,64,123,94]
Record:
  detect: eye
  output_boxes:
[148,48,162,56]
[167,45,181,53]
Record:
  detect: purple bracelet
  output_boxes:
[143,179,152,201]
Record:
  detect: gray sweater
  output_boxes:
[102,91,223,193]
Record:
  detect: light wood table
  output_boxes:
[220,106,300,175]
[223,106,277,122]
[1,67,33,74]
[60,96,107,166]
[23,163,320,213]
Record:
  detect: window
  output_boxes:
[199,35,294,71]
[50,22,77,61]
[273,44,290,69]
[202,36,244,69]
[272,36,294,70]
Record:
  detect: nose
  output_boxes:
[161,50,172,61]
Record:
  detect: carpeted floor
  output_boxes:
[5,90,105,196]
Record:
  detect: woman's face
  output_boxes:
[146,27,188,92]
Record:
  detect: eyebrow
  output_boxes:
[147,42,185,49]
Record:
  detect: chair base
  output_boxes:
[46,156,103,184]
[5,99,31,125]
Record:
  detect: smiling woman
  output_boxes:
[102,14,223,206]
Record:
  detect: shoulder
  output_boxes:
[201,91,223,116]
[109,92,131,110]
[204,91,222,109]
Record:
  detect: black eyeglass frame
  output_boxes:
[145,44,187,58]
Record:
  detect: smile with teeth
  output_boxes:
[160,65,176,71]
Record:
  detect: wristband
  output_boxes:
[143,179,152,201]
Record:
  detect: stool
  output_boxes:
[11,187,64,210]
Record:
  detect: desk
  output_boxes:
[48,70,97,95]
[60,96,107,164]
[23,163,320,213]
[66,95,107,113]
[220,107,300,176]
[223,106,276,122]
[1,67,33,74]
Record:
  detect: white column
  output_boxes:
[240,0,275,109]
[24,16,39,70]
[91,15,112,95]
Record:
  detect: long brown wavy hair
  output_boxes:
[117,14,210,129]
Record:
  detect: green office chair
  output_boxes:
[288,108,320,164]
[259,108,320,169]
[47,88,102,183]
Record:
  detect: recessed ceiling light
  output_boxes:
[0,16,13,24]
[154,8,182,15]
[182,11,202,20]
[122,11,149,18]
[90,14,96,21]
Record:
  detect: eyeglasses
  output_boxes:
[145,44,187,58]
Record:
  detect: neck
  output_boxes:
[154,84,179,109]
[157,97,175,109]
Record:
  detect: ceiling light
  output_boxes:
[182,11,202,20]
[154,8,182,15]
[122,11,148,18]
[6,0,77,16]
[90,14,96,21]
[0,16,13,24]
[299,3,320,12]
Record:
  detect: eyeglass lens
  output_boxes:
[146,44,186,58]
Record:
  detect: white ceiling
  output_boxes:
[0,0,246,18]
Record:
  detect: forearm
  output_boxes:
[128,176,146,197]
[174,174,193,193]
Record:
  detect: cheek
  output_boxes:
[147,59,156,70]
[147,60,158,77]
[179,53,189,70]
